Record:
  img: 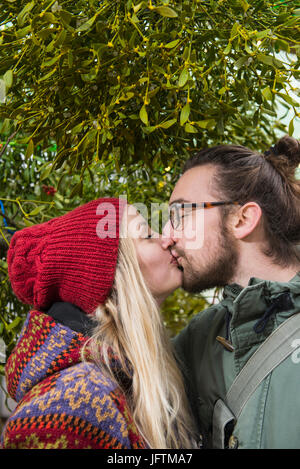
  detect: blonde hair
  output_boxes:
[83,233,197,449]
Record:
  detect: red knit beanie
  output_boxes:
[7,198,127,315]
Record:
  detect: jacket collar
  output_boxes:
[218,272,300,371]
[47,301,96,336]
[222,271,300,330]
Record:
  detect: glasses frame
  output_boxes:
[169,201,240,230]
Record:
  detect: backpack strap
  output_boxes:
[212,312,300,448]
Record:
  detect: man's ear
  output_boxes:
[230,202,263,240]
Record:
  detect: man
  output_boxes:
[162,136,300,449]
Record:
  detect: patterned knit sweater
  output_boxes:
[1,306,147,449]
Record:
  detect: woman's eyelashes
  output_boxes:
[141,229,160,240]
[142,232,156,239]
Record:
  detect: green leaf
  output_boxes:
[1,118,11,134]
[218,87,227,95]
[3,70,13,88]
[37,67,57,83]
[23,218,35,227]
[288,118,294,136]
[142,125,156,133]
[70,181,83,198]
[255,29,271,40]
[253,110,260,127]
[131,13,139,23]
[158,118,177,129]
[230,22,239,39]
[278,92,299,107]
[17,1,35,27]
[76,14,97,32]
[178,68,189,88]
[153,6,178,17]
[41,55,61,68]
[261,106,277,117]
[15,25,31,38]
[261,86,273,101]
[234,56,248,70]
[164,39,180,49]
[42,12,59,24]
[275,39,290,53]
[120,92,134,101]
[195,119,216,129]
[217,117,224,135]
[28,205,45,216]
[185,123,197,133]
[25,139,34,159]
[148,86,160,98]
[139,105,149,125]
[180,103,190,126]
[0,79,3,102]
[53,29,67,47]
[40,164,53,181]
[273,58,285,69]
[133,2,145,13]
[59,10,73,25]
[240,0,250,13]
[0,259,8,270]
[71,122,84,135]
[6,317,22,332]
[244,41,252,55]
[223,42,232,55]
[86,128,97,142]
[281,16,298,27]
[257,54,284,69]
[37,27,54,40]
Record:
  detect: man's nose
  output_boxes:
[161,220,175,250]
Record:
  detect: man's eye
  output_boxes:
[146,234,153,239]
[179,209,192,218]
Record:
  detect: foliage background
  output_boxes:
[0,0,299,372]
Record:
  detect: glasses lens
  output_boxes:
[170,204,193,230]
[169,206,176,229]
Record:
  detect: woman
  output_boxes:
[1,197,197,449]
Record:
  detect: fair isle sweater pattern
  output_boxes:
[1,310,146,449]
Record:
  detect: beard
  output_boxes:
[180,219,239,294]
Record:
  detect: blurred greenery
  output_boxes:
[0,0,299,372]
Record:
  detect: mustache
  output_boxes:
[170,247,185,258]
[169,248,185,271]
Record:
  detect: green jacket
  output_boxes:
[173,272,300,449]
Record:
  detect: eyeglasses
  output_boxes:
[169,201,240,231]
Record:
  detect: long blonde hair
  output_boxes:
[83,233,197,449]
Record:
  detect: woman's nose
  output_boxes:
[161,221,175,250]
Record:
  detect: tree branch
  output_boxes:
[0,130,18,158]
[0,212,18,229]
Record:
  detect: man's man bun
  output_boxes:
[273,135,300,170]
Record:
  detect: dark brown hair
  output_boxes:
[183,135,300,268]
